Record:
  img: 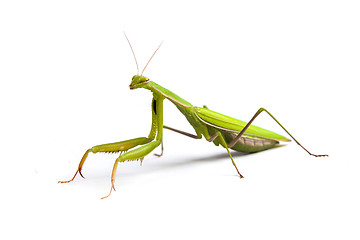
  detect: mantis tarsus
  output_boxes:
[59,34,328,199]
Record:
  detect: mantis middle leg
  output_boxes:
[208,131,244,178]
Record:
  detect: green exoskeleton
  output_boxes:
[59,34,328,198]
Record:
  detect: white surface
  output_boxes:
[1,1,359,239]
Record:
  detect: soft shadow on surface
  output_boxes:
[160,144,287,167]
[118,144,288,176]
[168,151,249,165]
[83,144,289,180]
[68,144,290,193]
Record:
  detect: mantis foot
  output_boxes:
[58,169,84,184]
[235,167,244,179]
[153,141,164,157]
[311,154,329,157]
[101,181,116,199]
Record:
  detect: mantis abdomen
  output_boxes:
[222,131,279,153]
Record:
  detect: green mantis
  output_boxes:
[59,34,328,198]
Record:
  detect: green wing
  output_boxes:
[194,107,290,142]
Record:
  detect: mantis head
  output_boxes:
[129,75,150,90]
[124,32,163,90]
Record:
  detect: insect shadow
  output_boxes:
[130,144,287,176]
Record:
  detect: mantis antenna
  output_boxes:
[123,32,139,75]
[141,41,163,76]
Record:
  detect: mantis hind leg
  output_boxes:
[101,140,161,199]
[228,108,328,157]
[58,137,152,184]
[208,131,244,178]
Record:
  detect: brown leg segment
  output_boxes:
[228,108,328,157]
[163,125,200,139]
[154,141,164,157]
[58,137,152,184]
[101,160,118,199]
[58,149,91,183]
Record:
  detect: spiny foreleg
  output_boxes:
[58,137,152,184]
[101,140,161,199]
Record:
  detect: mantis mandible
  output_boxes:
[59,34,328,198]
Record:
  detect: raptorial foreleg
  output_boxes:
[101,140,161,199]
[58,137,152,184]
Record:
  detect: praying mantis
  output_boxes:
[59,34,328,198]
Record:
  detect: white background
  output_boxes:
[1,0,359,239]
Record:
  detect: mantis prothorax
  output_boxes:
[59,34,328,199]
